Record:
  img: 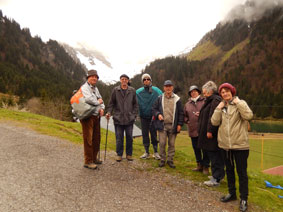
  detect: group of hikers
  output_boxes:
[77,69,253,212]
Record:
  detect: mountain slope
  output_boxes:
[130,3,283,118]
[0,10,86,100]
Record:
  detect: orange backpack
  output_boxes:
[70,88,95,120]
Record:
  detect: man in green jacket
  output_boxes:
[136,73,162,159]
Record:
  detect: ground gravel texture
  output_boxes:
[0,123,247,212]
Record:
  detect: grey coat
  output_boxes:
[107,86,139,125]
[81,82,105,116]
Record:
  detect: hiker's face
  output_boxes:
[120,77,129,88]
[143,78,151,86]
[202,89,212,98]
[190,90,199,98]
[220,88,233,102]
[164,85,173,96]
[87,75,98,86]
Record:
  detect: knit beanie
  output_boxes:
[141,73,152,83]
[218,83,236,96]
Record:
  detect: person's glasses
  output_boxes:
[143,78,151,81]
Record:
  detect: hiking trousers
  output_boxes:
[80,116,101,164]
[222,149,249,201]
[141,118,158,153]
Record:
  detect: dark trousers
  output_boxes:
[141,118,158,153]
[191,137,210,167]
[115,124,133,156]
[80,116,100,164]
[222,149,249,201]
[207,150,225,182]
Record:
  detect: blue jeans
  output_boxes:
[115,124,134,156]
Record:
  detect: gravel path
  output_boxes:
[0,123,242,212]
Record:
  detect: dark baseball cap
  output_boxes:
[120,74,129,79]
[164,80,173,86]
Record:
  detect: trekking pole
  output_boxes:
[98,117,101,162]
[98,144,101,161]
[104,118,109,161]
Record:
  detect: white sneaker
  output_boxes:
[140,152,149,159]
[208,175,223,182]
[153,152,161,160]
[204,177,220,187]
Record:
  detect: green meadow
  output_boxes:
[0,108,282,212]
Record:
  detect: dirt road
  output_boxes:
[0,123,242,212]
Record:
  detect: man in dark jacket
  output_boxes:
[106,74,138,162]
[198,81,225,186]
[152,80,184,168]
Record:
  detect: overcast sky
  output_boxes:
[0,0,246,78]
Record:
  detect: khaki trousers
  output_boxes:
[158,123,176,162]
[80,116,101,164]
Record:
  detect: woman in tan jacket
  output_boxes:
[211,83,253,212]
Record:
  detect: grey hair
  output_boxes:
[202,81,217,93]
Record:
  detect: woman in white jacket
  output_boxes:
[211,83,253,212]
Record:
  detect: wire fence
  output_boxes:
[249,148,283,159]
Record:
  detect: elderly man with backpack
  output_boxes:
[80,69,105,170]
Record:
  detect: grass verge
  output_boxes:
[0,108,282,211]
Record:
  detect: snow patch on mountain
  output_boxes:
[76,51,146,84]
[62,43,150,84]
[75,51,115,83]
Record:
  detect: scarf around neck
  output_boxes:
[144,83,153,93]
[191,95,200,103]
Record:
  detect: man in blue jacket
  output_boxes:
[136,74,162,160]
[152,80,184,168]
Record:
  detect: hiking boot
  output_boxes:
[159,160,165,167]
[167,161,176,168]
[192,163,203,172]
[239,199,248,212]
[140,152,149,159]
[202,167,209,175]
[126,155,133,161]
[116,156,122,162]
[83,163,97,170]
[220,193,237,202]
[204,177,219,187]
[94,160,103,164]
[153,152,161,160]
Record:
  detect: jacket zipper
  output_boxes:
[227,107,232,149]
